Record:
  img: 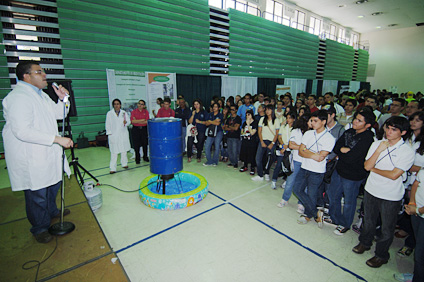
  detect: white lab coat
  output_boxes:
[105,109,131,154]
[2,82,70,192]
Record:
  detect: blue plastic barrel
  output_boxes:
[148,118,183,175]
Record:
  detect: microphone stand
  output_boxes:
[49,95,75,236]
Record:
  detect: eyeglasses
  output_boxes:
[230,109,236,111]
[138,103,145,105]
[27,69,45,75]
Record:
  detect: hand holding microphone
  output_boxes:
[52,82,70,102]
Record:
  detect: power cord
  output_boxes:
[22,236,58,282]
[78,181,157,193]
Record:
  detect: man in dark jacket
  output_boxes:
[327,108,376,235]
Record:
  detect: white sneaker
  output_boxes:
[277,199,288,208]
[271,181,277,189]
[281,181,286,189]
[264,174,270,181]
[251,176,264,181]
[297,215,310,224]
[297,204,305,214]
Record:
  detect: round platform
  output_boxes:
[139,171,208,210]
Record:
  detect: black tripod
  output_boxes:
[62,115,98,185]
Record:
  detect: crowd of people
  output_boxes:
[112,89,423,281]
[4,60,420,281]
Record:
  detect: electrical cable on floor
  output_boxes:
[97,181,157,193]
[22,236,58,282]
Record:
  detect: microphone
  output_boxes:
[53,82,70,102]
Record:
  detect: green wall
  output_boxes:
[323,40,355,81]
[56,0,210,141]
[228,9,320,79]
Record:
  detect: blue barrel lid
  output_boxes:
[149,118,181,123]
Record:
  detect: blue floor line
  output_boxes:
[208,190,366,281]
[115,202,226,254]
[228,202,367,282]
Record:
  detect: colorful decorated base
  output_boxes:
[139,171,208,210]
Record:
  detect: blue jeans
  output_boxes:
[411,215,424,282]
[282,160,302,201]
[327,170,363,228]
[205,131,223,165]
[359,191,401,260]
[220,144,228,159]
[227,138,240,166]
[255,140,276,177]
[24,181,61,235]
[293,168,324,219]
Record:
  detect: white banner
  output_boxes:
[221,76,257,99]
[146,72,177,112]
[106,69,146,113]
[284,78,307,96]
[276,85,291,96]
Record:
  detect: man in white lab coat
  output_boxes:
[105,98,131,173]
[2,61,73,243]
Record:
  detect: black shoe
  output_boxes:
[143,157,150,162]
[53,208,70,219]
[233,164,238,169]
[366,256,388,268]
[34,231,53,243]
[136,161,140,164]
[250,168,255,175]
[352,243,371,254]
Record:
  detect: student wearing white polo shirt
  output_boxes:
[293,110,336,227]
[353,116,415,268]
[398,169,424,282]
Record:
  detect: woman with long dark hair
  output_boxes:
[187,99,207,163]
[239,110,258,175]
[395,111,424,257]
[271,112,296,189]
[277,114,312,207]
[252,104,280,181]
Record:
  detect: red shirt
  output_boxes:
[131,108,149,126]
[156,108,175,118]
[310,106,319,113]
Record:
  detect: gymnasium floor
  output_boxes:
[0,146,414,281]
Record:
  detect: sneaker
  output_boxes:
[316,210,324,228]
[203,163,213,166]
[271,181,277,189]
[197,158,201,163]
[297,204,305,214]
[397,246,414,258]
[297,215,311,224]
[227,163,234,167]
[281,181,286,189]
[393,273,413,282]
[250,168,255,175]
[239,167,248,172]
[233,164,238,169]
[264,174,270,181]
[213,163,217,167]
[251,175,264,181]
[277,199,288,208]
[323,216,337,226]
[334,225,350,235]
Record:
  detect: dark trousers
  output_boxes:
[411,215,424,282]
[132,126,148,162]
[187,132,205,159]
[359,191,401,260]
[24,181,61,235]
